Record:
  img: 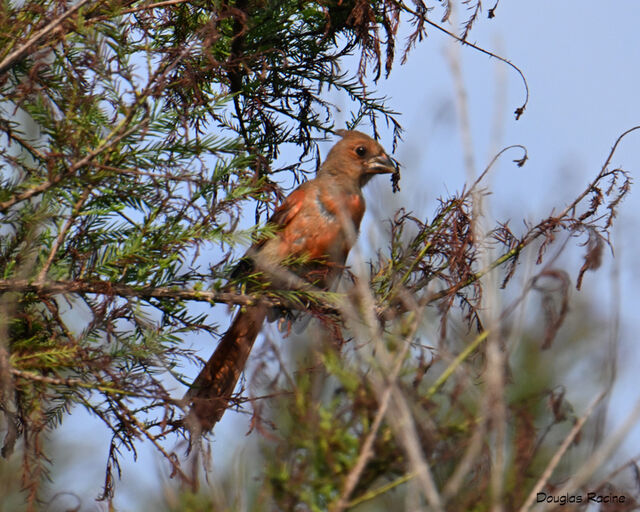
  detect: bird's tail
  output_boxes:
[185,303,268,431]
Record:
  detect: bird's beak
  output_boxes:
[365,154,397,174]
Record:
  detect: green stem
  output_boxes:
[425,330,490,400]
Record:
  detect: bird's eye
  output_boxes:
[355,146,367,157]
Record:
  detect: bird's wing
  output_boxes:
[230,184,310,280]
[264,186,308,231]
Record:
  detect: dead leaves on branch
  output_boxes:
[374,130,635,339]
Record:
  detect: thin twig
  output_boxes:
[0,0,94,77]
[442,417,487,499]
[392,0,529,118]
[519,390,606,512]
[535,396,640,512]
[9,368,179,402]
[111,397,193,486]
[347,472,416,508]
[331,321,413,512]
[35,188,91,284]
[553,125,640,223]
[425,329,490,399]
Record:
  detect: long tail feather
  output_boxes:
[185,303,267,431]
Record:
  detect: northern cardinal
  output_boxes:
[185,130,397,431]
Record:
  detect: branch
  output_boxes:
[0,278,343,318]
[0,278,255,306]
[35,189,91,284]
[9,368,179,402]
[0,0,94,77]
[518,391,606,512]
[394,0,529,119]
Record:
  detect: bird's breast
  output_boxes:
[271,188,364,264]
[315,186,365,226]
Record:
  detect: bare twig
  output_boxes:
[35,188,91,284]
[0,0,94,77]
[393,0,529,119]
[535,396,640,512]
[519,391,606,512]
[331,316,414,512]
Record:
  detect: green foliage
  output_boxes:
[248,307,615,511]
[0,0,408,506]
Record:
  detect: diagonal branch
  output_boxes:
[0,0,94,77]
[35,188,92,284]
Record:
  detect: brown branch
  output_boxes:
[9,368,179,402]
[86,0,191,24]
[118,0,190,16]
[0,278,255,307]
[0,127,48,165]
[0,277,347,323]
[0,0,94,77]
[394,0,529,119]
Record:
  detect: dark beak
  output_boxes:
[366,154,397,174]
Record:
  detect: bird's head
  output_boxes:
[320,130,398,187]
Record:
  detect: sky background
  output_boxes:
[44,2,640,510]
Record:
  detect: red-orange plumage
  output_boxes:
[185,130,396,431]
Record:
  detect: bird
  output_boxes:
[184,130,397,431]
